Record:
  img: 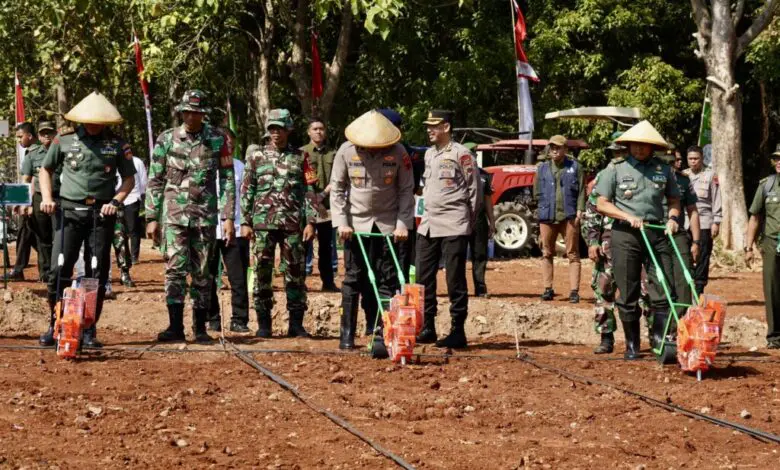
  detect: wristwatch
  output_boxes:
[669,215,680,224]
[110,198,124,209]
[692,239,701,246]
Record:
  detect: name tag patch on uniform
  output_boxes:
[383,155,394,161]
[439,168,456,179]
[651,175,667,184]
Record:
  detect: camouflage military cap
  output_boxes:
[266,109,294,130]
[176,89,211,114]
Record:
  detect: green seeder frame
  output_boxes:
[354,232,406,352]
[640,224,700,359]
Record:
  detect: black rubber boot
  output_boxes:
[287,311,310,338]
[207,318,221,332]
[370,327,389,359]
[650,309,671,350]
[593,332,614,354]
[158,304,186,342]
[416,315,438,344]
[622,320,641,360]
[229,320,250,333]
[435,317,467,349]
[82,325,103,349]
[339,302,358,350]
[255,310,272,338]
[39,298,57,347]
[193,308,213,344]
[364,308,377,336]
[120,270,136,288]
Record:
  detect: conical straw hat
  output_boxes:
[615,120,668,148]
[344,110,401,148]
[64,92,123,125]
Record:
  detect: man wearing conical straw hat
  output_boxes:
[38,92,137,348]
[330,110,415,355]
[594,120,681,360]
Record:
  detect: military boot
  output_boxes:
[435,316,467,349]
[120,270,136,288]
[39,298,57,347]
[287,310,310,338]
[622,319,641,360]
[593,332,614,354]
[255,310,272,338]
[158,304,186,342]
[339,301,358,350]
[416,315,438,344]
[650,309,671,350]
[370,327,389,359]
[82,325,103,349]
[193,308,213,344]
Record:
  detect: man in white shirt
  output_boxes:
[125,156,147,264]
[207,148,250,333]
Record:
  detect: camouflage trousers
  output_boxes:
[112,209,132,272]
[591,232,617,334]
[164,224,216,310]
[253,229,306,314]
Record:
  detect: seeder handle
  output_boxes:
[644,223,700,307]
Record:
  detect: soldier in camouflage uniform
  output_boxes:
[240,109,317,338]
[146,90,235,344]
[582,136,625,354]
[112,208,135,287]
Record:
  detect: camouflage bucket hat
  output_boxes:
[176,89,211,113]
[266,108,294,130]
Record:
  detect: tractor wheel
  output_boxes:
[493,202,535,254]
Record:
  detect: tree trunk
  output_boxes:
[54,68,69,130]
[168,78,179,129]
[290,0,313,117]
[759,81,770,156]
[319,4,353,121]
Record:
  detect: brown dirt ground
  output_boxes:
[1,241,778,468]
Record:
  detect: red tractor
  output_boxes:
[476,138,589,255]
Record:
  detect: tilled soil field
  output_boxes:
[1,241,779,468]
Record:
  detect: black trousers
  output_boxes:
[469,212,489,295]
[12,214,38,273]
[124,200,142,262]
[611,223,675,322]
[403,228,417,277]
[48,200,115,323]
[207,237,250,324]
[28,192,54,281]
[761,236,780,344]
[416,233,469,325]
[670,230,695,313]
[692,228,713,294]
[306,221,335,286]
[342,225,402,330]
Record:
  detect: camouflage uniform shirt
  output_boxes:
[145,124,235,226]
[240,143,317,232]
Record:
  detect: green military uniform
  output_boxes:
[112,206,134,284]
[593,125,680,359]
[146,90,235,343]
[41,119,136,347]
[21,138,59,281]
[300,141,337,289]
[582,173,617,340]
[748,167,780,347]
[241,109,316,338]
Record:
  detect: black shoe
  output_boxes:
[767,340,780,350]
[3,270,24,281]
[622,320,641,360]
[255,311,272,338]
[207,320,221,332]
[416,327,438,344]
[287,311,310,338]
[541,288,554,301]
[593,332,614,354]
[569,290,580,304]
[194,331,213,344]
[435,329,467,349]
[132,257,140,265]
[370,330,389,359]
[158,304,186,342]
[39,326,55,347]
[193,308,213,344]
[120,271,135,288]
[229,321,250,333]
[650,310,671,350]
[322,283,340,293]
[476,292,490,299]
[82,326,103,349]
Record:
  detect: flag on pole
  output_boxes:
[15,70,26,172]
[133,30,155,158]
[511,1,536,135]
[311,32,324,99]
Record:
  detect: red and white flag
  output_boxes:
[512,0,538,82]
[14,70,25,125]
[133,30,154,157]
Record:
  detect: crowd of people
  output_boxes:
[5,89,780,356]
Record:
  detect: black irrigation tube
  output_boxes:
[223,341,417,470]
[514,353,780,445]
